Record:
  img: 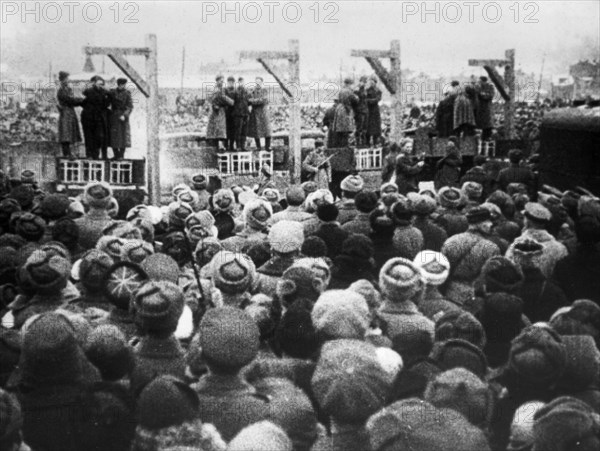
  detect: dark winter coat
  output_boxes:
[336,199,358,225]
[57,82,83,143]
[453,92,476,129]
[392,224,424,260]
[314,222,349,260]
[497,164,535,194]
[365,86,382,136]
[332,87,358,133]
[434,152,462,190]
[108,87,133,148]
[552,244,600,304]
[74,209,115,250]
[248,86,271,138]
[341,212,372,236]
[395,154,422,194]
[475,80,495,129]
[517,267,568,323]
[435,208,469,237]
[206,87,234,139]
[81,86,110,148]
[435,95,456,138]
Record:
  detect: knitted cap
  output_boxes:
[438,186,463,209]
[84,181,113,209]
[103,261,149,310]
[424,367,494,427]
[482,256,524,293]
[15,212,46,242]
[131,280,184,334]
[198,307,260,369]
[367,398,491,451]
[509,325,567,388]
[40,194,70,220]
[379,258,424,303]
[22,249,71,294]
[312,339,391,423]
[269,220,304,253]
[312,290,370,340]
[466,206,492,224]
[430,339,489,379]
[413,251,450,286]
[435,311,486,349]
[340,175,364,193]
[244,198,272,230]
[78,249,114,291]
[137,375,199,430]
[85,324,133,381]
[211,251,256,294]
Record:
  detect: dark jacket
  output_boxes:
[517,267,568,323]
[413,217,448,252]
[108,87,133,148]
[314,223,349,260]
[57,83,83,143]
[552,244,600,304]
[365,86,382,136]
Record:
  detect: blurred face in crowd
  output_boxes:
[476,219,494,235]
[227,78,235,88]
[95,78,105,89]
[256,77,264,88]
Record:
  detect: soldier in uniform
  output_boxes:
[354,75,368,146]
[108,78,133,160]
[81,76,111,160]
[332,78,359,148]
[233,77,250,151]
[302,140,331,190]
[207,75,235,151]
[224,76,237,150]
[248,76,272,151]
[56,71,84,158]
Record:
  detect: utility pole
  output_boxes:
[180,46,186,95]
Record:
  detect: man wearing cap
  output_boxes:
[108,78,133,160]
[75,182,116,250]
[497,149,535,195]
[354,75,369,146]
[441,206,501,306]
[332,78,359,147]
[248,76,272,151]
[336,174,364,224]
[207,75,234,151]
[56,71,84,158]
[81,76,110,160]
[507,202,568,278]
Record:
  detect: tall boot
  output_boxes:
[265,137,271,151]
[254,138,262,150]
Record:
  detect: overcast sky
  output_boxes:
[2,0,599,83]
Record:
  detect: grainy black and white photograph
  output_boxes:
[0,1,599,450]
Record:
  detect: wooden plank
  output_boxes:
[145,34,161,206]
[504,49,516,139]
[107,54,149,97]
[365,57,395,94]
[390,40,403,143]
[288,39,302,184]
[239,50,294,61]
[351,49,392,58]
[84,46,150,56]
[483,65,509,101]
[256,58,293,97]
[468,59,508,67]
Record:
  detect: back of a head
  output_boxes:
[285,186,306,207]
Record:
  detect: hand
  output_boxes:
[120,115,125,121]
[417,161,425,167]
[318,162,330,170]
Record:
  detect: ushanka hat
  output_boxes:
[211,251,256,294]
[167,201,194,230]
[96,235,127,261]
[40,194,70,220]
[269,220,304,253]
[340,175,364,193]
[413,251,450,286]
[14,212,46,242]
[466,206,492,224]
[102,220,142,240]
[435,311,486,349]
[120,239,154,264]
[84,181,113,209]
[131,280,184,334]
[482,256,524,294]
[438,186,462,209]
[462,181,483,201]
[243,198,272,230]
[21,249,71,294]
[78,249,114,292]
[85,324,134,381]
[379,258,424,303]
[191,173,208,190]
[212,188,235,212]
[103,261,149,310]
[312,290,370,340]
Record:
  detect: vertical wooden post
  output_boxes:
[145,34,160,205]
[288,39,301,183]
[504,48,516,139]
[390,40,403,143]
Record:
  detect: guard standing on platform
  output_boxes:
[109,78,133,160]
[56,71,84,159]
[81,75,110,160]
[248,76,272,151]
[233,77,250,152]
[302,139,331,190]
[224,76,237,151]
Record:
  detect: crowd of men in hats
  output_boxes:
[56,71,133,160]
[1,135,600,451]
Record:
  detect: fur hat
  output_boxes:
[194,237,223,268]
[131,280,184,334]
[21,249,71,294]
[430,339,488,379]
[120,239,154,264]
[355,191,378,213]
[96,235,126,261]
[435,311,486,349]
[524,202,552,224]
[291,257,332,290]
[140,253,180,284]
[85,324,134,381]
[312,290,370,340]
[130,217,155,243]
[482,256,524,293]
[532,396,600,451]
[15,212,46,242]
[177,189,200,210]
[379,258,424,303]
[40,194,70,220]
[466,206,492,224]
[228,421,292,451]
[410,193,438,216]
[509,325,567,388]
[301,236,328,258]
[508,401,545,451]
[510,237,544,269]
[269,220,304,253]
[8,185,34,209]
[262,187,280,204]
[462,181,483,201]
[167,202,194,230]
[340,233,374,260]
[161,231,190,267]
[557,334,600,391]
[367,398,491,451]
[198,306,259,369]
[380,182,398,194]
[211,251,255,294]
[137,375,200,430]
[391,198,413,223]
[244,198,272,230]
[316,203,338,222]
[312,339,391,423]
[102,220,142,240]
[340,175,364,193]
[285,186,305,206]
[79,249,114,292]
[0,198,21,225]
[84,182,113,209]
[212,188,235,213]
[301,181,318,196]
[20,169,35,184]
[348,279,382,311]
[424,368,495,427]
[191,173,208,190]
[438,187,463,209]
[276,303,320,359]
[305,189,334,212]
[413,251,450,286]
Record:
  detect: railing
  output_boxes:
[477,140,496,157]
[217,151,274,175]
[355,147,383,170]
[56,158,145,187]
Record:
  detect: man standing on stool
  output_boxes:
[109,78,133,160]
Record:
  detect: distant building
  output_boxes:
[569,60,600,99]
